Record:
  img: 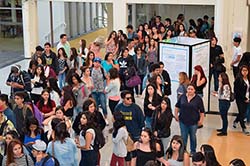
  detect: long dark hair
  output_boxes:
[34,65,46,85]
[54,122,70,143]
[6,139,23,165]
[57,47,67,58]
[113,111,125,138]
[237,65,250,80]
[24,117,43,136]
[82,98,97,113]
[38,89,53,111]
[62,85,77,107]
[48,77,61,97]
[70,47,79,68]
[141,128,157,153]
[219,72,231,94]
[80,39,87,55]
[200,144,221,166]
[85,51,95,67]
[107,31,118,45]
[166,135,186,161]
[79,111,97,137]
[68,73,82,86]
[145,83,159,105]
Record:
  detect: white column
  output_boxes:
[22,0,38,58]
[113,0,127,32]
[132,4,136,28]
[214,0,224,43]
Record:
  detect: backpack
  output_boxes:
[41,154,60,166]
[91,128,106,151]
[100,67,106,80]
[20,70,32,92]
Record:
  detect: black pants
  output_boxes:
[233,66,239,79]
[109,99,119,115]
[235,100,247,129]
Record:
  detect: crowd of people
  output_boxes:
[0,13,248,166]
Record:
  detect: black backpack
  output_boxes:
[91,128,106,151]
[20,70,32,92]
[41,154,60,166]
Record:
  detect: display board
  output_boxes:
[158,37,210,111]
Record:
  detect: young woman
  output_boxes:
[23,117,44,146]
[147,38,158,65]
[177,72,190,99]
[152,97,173,153]
[105,31,119,55]
[83,51,95,70]
[213,72,231,136]
[133,46,147,96]
[47,77,61,106]
[30,65,46,104]
[200,144,221,166]
[81,66,94,96]
[149,74,164,98]
[89,41,102,58]
[144,34,150,53]
[151,26,162,42]
[159,26,166,40]
[178,23,187,36]
[46,122,78,166]
[43,106,71,134]
[144,83,161,129]
[191,65,207,97]
[57,47,68,89]
[36,89,56,119]
[144,23,152,36]
[78,39,89,60]
[166,135,190,166]
[101,52,119,73]
[131,128,168,166]
[233,65,250,135]
[75,111,97,166]
[163,29,173,41]
[2,139,34,166]
[105,68,121,115]
[60,85,77,118]
[69,47,79,71]
[28,60,38,78]
[68,73,88,118]
[110,111,128,166]
[137,24,146,43]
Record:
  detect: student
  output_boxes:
[166,135,190,166]
[200,144,221,166]
[31,140,59,166]
[110,111,128,166]
[12,92,33,139]
[0,94,16,126]
[192,152,206,166]
[230,37,242,79]
[2,139,34,166]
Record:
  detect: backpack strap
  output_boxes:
[0,120,8,135]
[41,155,51,166]
[100,67,106,80]
[25,154,29,166]
[23,104,28,120]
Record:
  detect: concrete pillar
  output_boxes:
[113,0,127,32]
[11,0,17,22]
[132,4,136,28]
[22,0,38,58]
[106,3,113,34]
[77,2,84,34]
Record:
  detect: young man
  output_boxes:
[142,63,161,90]
[114,90,144,165]
[12,92,33,138]
[42,42,59,75]
[230,37,242,78]
[91,57,108,125]
[192,152,206,166]
[0,94,16,126]
[159,61,171,96]
[32,140,59,166]
[6,65,31,100]
[31,45,44,62]
[126,24,138,40]
[56,33,71,57]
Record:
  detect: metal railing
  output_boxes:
[44,22,66,43]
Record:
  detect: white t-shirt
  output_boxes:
[79,128,96,150]
[232,46,242,67]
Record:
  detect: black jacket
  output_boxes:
[234,77,250,101]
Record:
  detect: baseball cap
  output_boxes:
[32,140,47,151]
[94,57,102,63]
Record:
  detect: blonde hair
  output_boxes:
[179,72,189,85]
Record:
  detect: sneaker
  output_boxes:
[217,132,227,136]
[233,121,237,128]
[216,129,223,132]
[105,119,109,126]
[243,129,250,136]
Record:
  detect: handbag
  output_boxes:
[230,91,235,102]
[126,75,141,87]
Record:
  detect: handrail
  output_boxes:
[93,16,107,28]
[44,22,66,42]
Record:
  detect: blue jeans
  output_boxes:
[219,100,230,133]
[209,67,219,91]
[179,122,198,154]
[91,92,107,116]
[145,116,152,130]
[58,72,65,89]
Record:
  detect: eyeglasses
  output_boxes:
[125,97,132,100]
